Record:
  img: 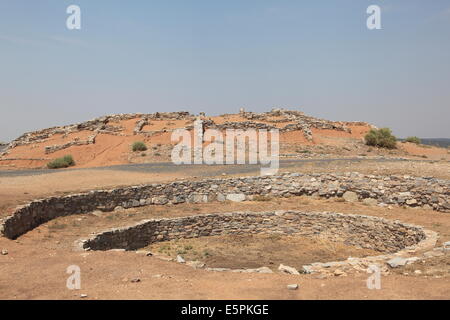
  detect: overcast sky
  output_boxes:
[1,0,449,142]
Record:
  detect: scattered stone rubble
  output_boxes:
[287,284,299,290]
[0,142,7,153]
[279,264,301,275]
[299,236,446,277]
[133,118,149,135]
[202,108,371,142]
[239,108,374,141]
[1,172,448,239]
[205,121,277,131]
[109,243,450,278]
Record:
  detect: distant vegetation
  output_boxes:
[364,128,397,149]
[132,141,148,152]
[47,155,75,169]
[405,136,421,144]
[397,137,450,148]
[420,138,450,148]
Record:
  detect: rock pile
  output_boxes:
[206,108,372,142]
[241,108,371,139]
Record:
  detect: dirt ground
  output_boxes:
[0,158,449,300]
[2,241,449,300]
[147,234,380,269]
[1,191,449,300]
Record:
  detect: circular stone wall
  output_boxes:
[2,173,448,240]
[81,211,428,255]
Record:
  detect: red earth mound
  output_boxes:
[0,110,447,170]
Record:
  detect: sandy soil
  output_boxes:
[0,195,449,300]
[0,170,181,216]
[0,154,449,299]
[2,241,449,300]
[147,234,380,269]
[399,142,449,160]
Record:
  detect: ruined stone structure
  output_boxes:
[81,211,427,252]
[44,133,98,154]
[80,210,438,276]
[0,112,194,157]
[198,108,372,142]
[1,173,448,239]
[240,108,373,141]
[0,109,374,158]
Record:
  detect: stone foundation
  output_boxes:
[1,173,448,239]
[79,210,439,276]
[80,211,427,253]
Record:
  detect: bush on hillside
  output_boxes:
[47,155,75,169]
[405,136,421,144]
[365,128,397,149]
[132,141,147,152]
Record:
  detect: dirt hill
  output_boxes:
[0,109,447,170]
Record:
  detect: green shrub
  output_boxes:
[47,155,76,169]
[405,136,421,144]
[47,158,68,169]
[365,128,397,149]
[132,141,147,152]
[62,155,75,166]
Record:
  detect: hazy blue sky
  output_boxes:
[1,0,449,141]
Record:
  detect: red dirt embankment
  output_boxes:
[0,111,447,170]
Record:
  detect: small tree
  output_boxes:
[132,141,147,152]
[365,128,397,149]
[405,136,421,144]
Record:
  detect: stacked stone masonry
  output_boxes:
[0,172,448,239]
[81,211,427,252]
